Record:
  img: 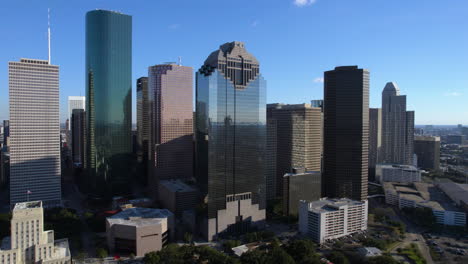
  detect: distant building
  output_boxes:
[299,198,368,244]
[148,64,193,195]
[3,120,9,147]
[9,58,61,207]
[381,82,415,165]
[158,179,198,216]
[282,168,321,216]
[106,207,174,257]
[0,201,71,264]
[67,96,85,130]
[357,247,382,258]
[384,182,466,226]
[71,109,85,166]
[436,182,468,214]
[375,164,421,184]
[267,103,322,199]
[323,66,369,201]
[414,136,440,170]
[136,77,150,183]
[0,147,9,191]
[446,134,465,145]
[266,118,277,200]
[310,100,323,109]
[368,108,382,181]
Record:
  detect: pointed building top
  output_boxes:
[383,82,400,96]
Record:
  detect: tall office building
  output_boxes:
[8,58,61,207]
[196,41,266,240]
[414,135,440,170]
[71,109,85,165]
[67,96,85,130]
[381,82,414,165]
[3,120,9,146]
[85,10,132,197]
[266,118,277,200]
[267,103,322,198]
[323,66,369,201]
[368,108,382,181]
[136,77,150,183]
[148,64,193,196]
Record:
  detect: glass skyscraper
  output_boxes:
[85,10,132,197]
[196,41,266,240]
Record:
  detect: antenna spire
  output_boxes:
[48,8,51,64]
[178,56,182,66]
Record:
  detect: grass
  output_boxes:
[401,244,426,264]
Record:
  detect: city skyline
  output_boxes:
[1,0,467,125]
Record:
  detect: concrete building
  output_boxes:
[158,179,198,216]
[414,136,440,170]
[267,103,322,199]
[368,108,382,181]
[148,64,193,195]
[323,66,369,201]
[437,182,468,213]
[9,58,61,207]
[106,207,174,257]
[446,135,465,145]
[381,82,415,165]
[0,201,71,264]
[384,182,466,226]
[195,41,266,240]
[282,168,321,216]
[67,96,85,130]
[299,198,368,244]
[375,164,421,184]
[71,109,85,166]
[266,118,277,200]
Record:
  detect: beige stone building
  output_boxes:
[0,201,71,264]
[106,207,174,257]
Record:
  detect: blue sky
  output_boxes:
[0,0,467,125]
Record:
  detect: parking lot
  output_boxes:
[423,233,468,263]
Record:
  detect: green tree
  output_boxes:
[366,255,398,264]
[95,248,108,260]
[143,252,160,264]
[74,251,87,263]
[223,240,241,253]
[266,247,295,264]
[284,239,317,262]
[240,249,268,264]
[183,232,193,244]
[327,251,349,264]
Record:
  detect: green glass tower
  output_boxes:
[85,10,132,198]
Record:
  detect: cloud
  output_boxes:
[313,77,324,83]
[444,91,462,97]
[168,24,180,30]
[294,0,317,7]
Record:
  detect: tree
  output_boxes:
[366,255,398,264]
[183,232,193,244]
[284,239,317,262]
[327,251,349,264]
[74,252,87,263]
[266,247,295,264]
[96,248,108,260]
[143,252,160,264]
[240,249,268,264]
[223,240,241,253]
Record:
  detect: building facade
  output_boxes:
[67,96,85,130]
[381,82,414,165]
[368,108,382,181]
[148,64,193,196]
[136,77,150,183]
[85,10,132,197]
[375,164,421,184]
[9,58,61,206]
[299,198,368,244]
[267,103,322,199]
[158,180,198,216]
[195,41,266,240]
[323,66,369,201]
[71,109,85,166]
[282,168,321,216]
[3,120,9,147]
[414,135,440,170]
[0,201,71,264]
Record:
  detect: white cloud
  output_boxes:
[313,77,324,83]
[444,91,462,97]
[294,0,317,7]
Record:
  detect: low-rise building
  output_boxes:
[106,207,174,257]
[375,164,421,184]
[299,198,368,244]
[158,180,198,216]
[0,201,71,264]
[384,182,466,226]
[282,168,321,216]
[357,247,382,258]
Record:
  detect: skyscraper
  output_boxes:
[323,66,369,201]
[3,120,9,146]
[85,10,132,197]
[368,108,382,181]
[267,103,322,198]
[71,109,85,166]
[136,77,149,183]
[68,96,85,130]
[414,135,440,170]
[9,58,61,206]
[381,82,414,165]
[148,64,193,195]
[196,41,266,240]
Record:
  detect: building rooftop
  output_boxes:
[437,182,468,206]
[13,201,42,211]
[377,164,420,172]
[160,179,197,193]
[284,171,321,178]
[107,207,173,227]
[415,135,440,141]
[358,247,382,257]
[304,198,366,214]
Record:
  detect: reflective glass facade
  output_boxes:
[85,10,132,197]
[196,42,266,238]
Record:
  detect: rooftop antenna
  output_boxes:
[48,8,51,64]
[178,56,182,66]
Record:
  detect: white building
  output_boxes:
[384,182,466,226]
[67,96,85,130]
[299,198,368,244]
[375,164,421,184]
[9,59,61,207]
[0,201,71,264]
